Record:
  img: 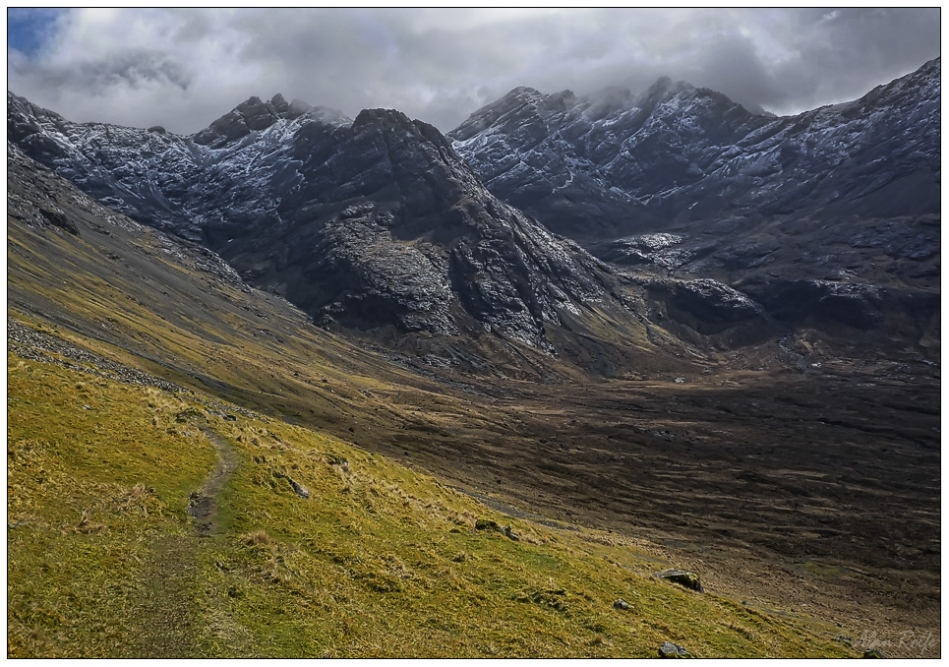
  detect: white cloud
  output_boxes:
[8,8,940,134]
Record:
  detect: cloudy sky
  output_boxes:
[7,8,941,134]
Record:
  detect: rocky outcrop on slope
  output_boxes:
[588,234,702,271]
[631,276,774,346]
[7,317,182,393]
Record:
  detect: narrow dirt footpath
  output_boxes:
[129,535,202,657]
[129,426,238,657]
[190,427,240,536]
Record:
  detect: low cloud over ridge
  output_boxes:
[8,8,940,134]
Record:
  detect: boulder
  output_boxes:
[475,518,520,541]
[287,477,310,499]
[273,471,310,499]
[658,641,691,658]
[656,568,704,593]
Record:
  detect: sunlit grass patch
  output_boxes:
[182,411,857,658]
[7,354,216,657]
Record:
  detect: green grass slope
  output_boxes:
[8,354,854,657]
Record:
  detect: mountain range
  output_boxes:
[7,57,940,362]
[9,92,639,357]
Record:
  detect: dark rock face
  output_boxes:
[663,279,766,326]
[7,94,629,352]
[741,279,890,331]
[247,107,618,348]
[38,206,80,236]
[450,58,940,239]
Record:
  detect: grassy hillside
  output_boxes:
[8,352,854,658]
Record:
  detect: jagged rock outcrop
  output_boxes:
[236,107,620,348]
[588,234,698,271]
[191,93,334,148]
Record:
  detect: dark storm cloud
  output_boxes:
[7,8,940,134]
[681,33,782,113]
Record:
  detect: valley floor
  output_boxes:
[344,338,942,658]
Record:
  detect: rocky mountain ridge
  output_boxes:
[7,58,940,359]
[448,60,939,350]
[8,92,352,241]
[449,58,940,239]
[8,91,640,355]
